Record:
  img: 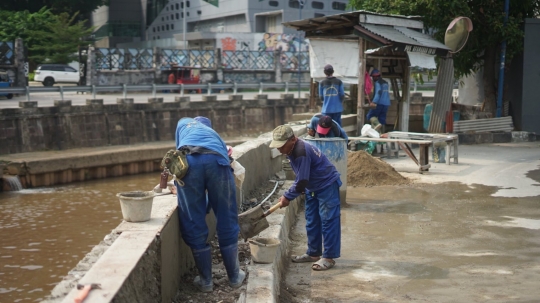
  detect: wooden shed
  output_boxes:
[283,10,451,134]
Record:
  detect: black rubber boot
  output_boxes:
[191,247,213,292]
[220,243,246,288]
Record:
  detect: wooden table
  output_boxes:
[349,132,458,173]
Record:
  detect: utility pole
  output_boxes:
[183,1,187,49]
[297,1,305,99]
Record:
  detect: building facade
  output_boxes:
[91,0,350,49]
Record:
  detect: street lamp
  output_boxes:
[297,0,305,99]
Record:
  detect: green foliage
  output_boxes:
[348,0,540,78]
[0,8,94,66]
[29,12,94,64]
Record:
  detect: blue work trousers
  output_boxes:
[366,104,389,125]
[322,112,342,126]
[175,153,239,250]
[304,180,341,259]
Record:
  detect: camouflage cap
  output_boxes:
[269,125,294,148]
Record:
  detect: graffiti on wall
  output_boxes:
[257,33,309,52]
[220,37,252,51]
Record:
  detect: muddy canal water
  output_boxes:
[0,173,159,303]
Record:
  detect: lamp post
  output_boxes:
[183,1,187,49]
[297,0,305,99]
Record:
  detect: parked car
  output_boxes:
[34,64,80,86]
[0,71,13,99]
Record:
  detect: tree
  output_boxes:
[0,0,108,18]
[348,0,540,116]
[0,8,94,67]
[29,12,94,64]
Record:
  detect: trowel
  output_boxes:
[238,201,282,241]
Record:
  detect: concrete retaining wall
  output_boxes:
[0,96,309,155]
[43,124,308,303]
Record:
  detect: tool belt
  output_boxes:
[161,149,189,183]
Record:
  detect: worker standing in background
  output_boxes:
[366,69,391,132]
[319,64,345,126]
[270,125,342,271]
[174,117,245,292]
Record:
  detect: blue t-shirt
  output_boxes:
[318,76,345,113]
[284,139,341,201]
[373,78,391,106]
[175,117,228,162]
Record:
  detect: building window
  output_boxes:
[197,10,202,15]
[153,27,156,32]
[181,2,184,9]
[187,12,190,17]
[176,13,180,19]
[176,3,179,10]
[157,27,160,32]
[171,14,174,19]
[162,25,165,31]
[161,17,164,21]
[187,1,190,8]
[166,24,170,30]
[269,1,279,7]
[171,5,174,10]
[171,24,174,30]
[314,13,325,17]
[332,2,346,10]
[181,12,184,18]
[312,1,324,9]
[289,1,300,8]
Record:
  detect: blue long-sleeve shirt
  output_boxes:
[309,115,348,140]
[319,76,345,113]
[175,117,229,162]
[372,78,391,106]
[284,139,341,201]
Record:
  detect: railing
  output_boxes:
[0,82,316,101]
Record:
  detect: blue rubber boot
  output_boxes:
[220,243,246,288]
[191,247,213,292]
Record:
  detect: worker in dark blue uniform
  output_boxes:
[270,125,341,271]
[307,114,348,140]
[366,69,391,132]
[175,117,245,292]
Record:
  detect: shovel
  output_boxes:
[238,201,282,241]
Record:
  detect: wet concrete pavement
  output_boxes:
[282,142,540,302]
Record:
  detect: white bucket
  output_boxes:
[116,191,155,222]
[248,238,280,264]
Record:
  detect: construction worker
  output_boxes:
[307,114,348,140]
[174,117,245,292]
[319,64,345,126]
[366,69,391,132]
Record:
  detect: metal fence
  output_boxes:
[0,41,14,65]
[94,47,309,71]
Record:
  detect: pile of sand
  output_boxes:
[347,150,410,187]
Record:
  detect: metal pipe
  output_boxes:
[183,1,187,50]
[60,86,64,100]
[297,2,304,99]
[152,84,156,97]
[123,84,127,99]
[496,0,510,118]
[261,180,280,204]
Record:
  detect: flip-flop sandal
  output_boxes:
[291,254,320,263]
[312,258,335,271]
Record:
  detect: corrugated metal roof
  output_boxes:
[360,24,419,45]
[358,24,450,51]
[395,27,449,50]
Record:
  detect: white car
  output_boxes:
[34,64,80,86]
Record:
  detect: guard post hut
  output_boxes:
[282,10,452,135]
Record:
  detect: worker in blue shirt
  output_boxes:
[175,117,245,292]
[319,64,345,126]
[366,69,391,132]
[307,114,348,140]
[270,125,341,271]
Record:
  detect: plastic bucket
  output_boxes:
[116,191,155,222]
[304,137,348,205]
[248,238,280,264]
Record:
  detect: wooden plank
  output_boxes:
[348,136,433,144]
